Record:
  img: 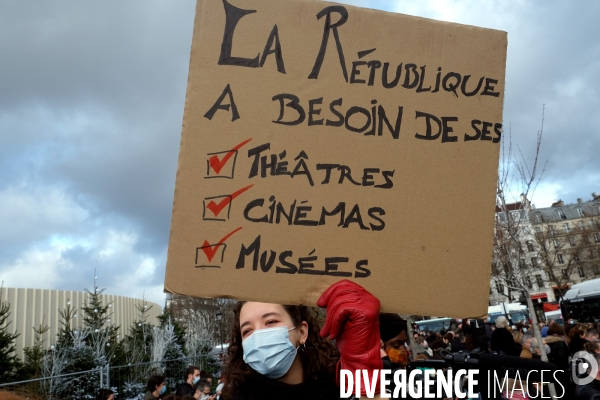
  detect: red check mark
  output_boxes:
[208,138,252,174]
[205,184,254,217]
[200,227,242,263]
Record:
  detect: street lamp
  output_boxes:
[216,310,224,354]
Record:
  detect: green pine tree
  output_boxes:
[81,281,119,345]
[80,276,121,367]
[81,286,111,331]
[124,298,154,363]
[56,301,77,348]
[0,297,22,382]
[22,318,50,379]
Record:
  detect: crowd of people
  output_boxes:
[408,316,600,399]
[94,367,224,400]
[93,280,600,399]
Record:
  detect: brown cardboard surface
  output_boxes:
[165,0,507,317]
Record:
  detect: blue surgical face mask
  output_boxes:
[193,376,200,385]
[242,326,298,379]
[160,384,166,395]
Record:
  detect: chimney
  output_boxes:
[577,198,583,204]
[532,204,536,209]
[551,200,564,207]
[593,192,598,199]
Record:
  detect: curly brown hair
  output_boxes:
[569,327,585,340]
[222,302,339,397]
[547,323,565,336]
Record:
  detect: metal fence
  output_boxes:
[0,356,212,400]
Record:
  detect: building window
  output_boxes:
[535,275,544,287]
[590,249,596,260]
[511,211,520,221]
[526,241,534,252]
[495,281,504,293]
[565,223,570,233]
[578,267,586,278]
[594,233,600,244]
[535,226,542,233]
[584,235,590,244]
[557,209,566,219]
[562,269,569,278]
[550,225,556,235]
[557,254,565,264]
[553,239,560,248]
[569,237,576,247]
[526,277,533,289]
[577,208,585,217]
[579,221,585,230]
[542,243,547,251]
[534,214,542,223]
[531,257,538,266]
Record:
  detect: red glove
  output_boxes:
[317,280,383,396]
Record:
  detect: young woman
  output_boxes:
[221,280,384,400]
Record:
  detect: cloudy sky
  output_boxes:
[1,0,598,306]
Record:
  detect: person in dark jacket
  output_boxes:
[575,353,600,400]
[570,328,594,356]
[379,313,409,368]
[450,332,468,353]
[546,324,569,370]
[490,316,519,356]
[546,324,572,397]
[144,375,166,400]
[176,365,201,397]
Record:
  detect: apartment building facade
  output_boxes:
[489,192,600,311]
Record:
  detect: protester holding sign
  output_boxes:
[221,280,384,399]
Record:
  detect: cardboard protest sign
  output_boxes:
[165,0,507,317]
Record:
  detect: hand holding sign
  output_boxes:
[318,280,382,396]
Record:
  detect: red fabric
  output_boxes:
[318,280,383,396]
[543,303,560,312]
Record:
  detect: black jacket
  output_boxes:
[450,338,468,353]
[223,371,341,400]
[546,336,569,370]
[575,379,600,400]
[490,328,520,356]
[176,382,194,398]
[570,336,589,356]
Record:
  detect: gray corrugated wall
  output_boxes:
[0,287,162,361]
